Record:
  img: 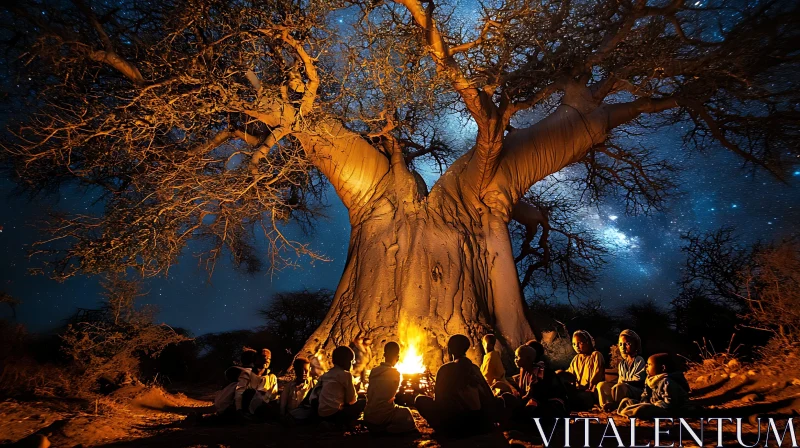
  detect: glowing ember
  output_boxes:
[396,323,426,375]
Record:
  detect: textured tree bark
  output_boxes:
[298,103,636,369]
[300,160,534,368]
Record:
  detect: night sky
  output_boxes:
[1,2,798,337]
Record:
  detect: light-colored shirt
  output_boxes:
[567,351,605,391]
[364,363,401,424]
[316,366,357,417]
[280,376,315,415]
[480,350,505,386]
[618,356,646,385]
[259,371,278,399]
[233,367,258,411]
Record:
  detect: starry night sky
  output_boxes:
[1,1,798,337]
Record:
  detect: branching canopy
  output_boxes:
[1,0,797,292]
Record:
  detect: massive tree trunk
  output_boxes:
[298,102,651,369]
[301,160,533,368]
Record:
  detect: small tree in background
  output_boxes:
[673,228,796,360]
[0,291,21,319]
[259,289,333,355]
[672,286,741,351]
[61,274,189,392]
[0,292,25,367]
[672,228,758,355]
[741,240,800,344]
[678,228,756,310]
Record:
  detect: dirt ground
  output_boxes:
[2,360,800,448]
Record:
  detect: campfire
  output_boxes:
[393,324,434,406]
[355,323,435,405]
[395,340,425,375]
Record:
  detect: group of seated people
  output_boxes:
[206,342,415,433]
[555,329,690,418]
[205,328,690,435]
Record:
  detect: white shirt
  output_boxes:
[316,366,357,417]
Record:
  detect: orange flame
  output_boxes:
[396,323,426,374]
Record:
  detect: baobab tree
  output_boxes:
[1,0,798,366]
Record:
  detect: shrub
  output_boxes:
[741,240,800,343]
[60,274,189,393]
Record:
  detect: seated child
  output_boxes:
[524,340,569,416]
[364,342,416,434]
[480,334,504,385]
[256,348,270,375]
[313,346,366,428]
[211,348,259,417]
[598,329,646,411]
[502,345,568,418]
[280,357,316,422]
[617,353,690,418]
[501,345,542,418]
[415,334,498,436]
[556,330,605,410]
[481,334,513,395]
[249,348,279,415]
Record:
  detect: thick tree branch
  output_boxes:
[394,0,508,190]
[8,3,145,85]
[188,130,234,156]
[277,31,320,117]
[70,0,114,51]
[393,0,492,118]
[249,127,289,175]
[508,82,563,115]
[294,121,390,211]
[604,96,680,128]
[490,97,681,216]
[575,1,645,77]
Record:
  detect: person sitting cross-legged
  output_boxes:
[230,348,263,416]
[249,348,279,416]
[556,330,605,411]
[280,357,316,423]
[523,340,570,416]
[191,348,262,425]
[313,346,366,429]
[500,345,541,420]
[481,334,513,395]
[597,329,646,412]
[480,334,505,386]
[415,334,498,436]
[617,353,690,418]
[363,342,417,434]
[499,344,568,419]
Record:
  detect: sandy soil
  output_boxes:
[2,361,799,448]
